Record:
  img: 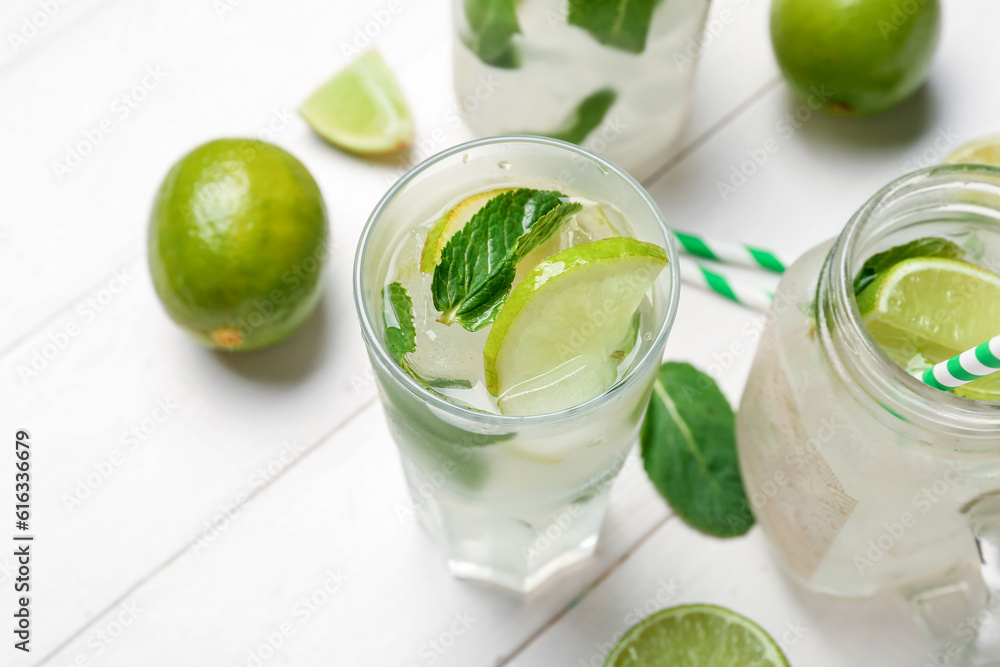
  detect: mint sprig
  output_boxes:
[384,281,416,365]
[383,282,478,391]
[641,362,753,538]
[853,237,963,296]
[568,0,658,55]
[544,89,617,145]
[432,189,581,331]
[462,0,522,69]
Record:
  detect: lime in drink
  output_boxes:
[453,0,711,182]
[737,165,1000,646]
[354,137,678,592]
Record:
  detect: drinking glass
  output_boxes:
[354,136,679,592]
[452,0,712,182]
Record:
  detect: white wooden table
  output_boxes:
[3,0,999,664]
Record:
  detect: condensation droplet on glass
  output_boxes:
[498,161,511,170]
[462,154,470,164]
[644,332,653,341]
[597,164,610,175]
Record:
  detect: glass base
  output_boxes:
[446,533,598,594]
[402,457,611,593]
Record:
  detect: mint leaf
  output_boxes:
[853,237,964,296]
[544,89,617,145]
[432,189,581,331]
[513,201,582,261]
[568,0,658,54]
[377,286,513,490]
[462,0,521,69]
[383,282,416,365]
[641,362,753,538]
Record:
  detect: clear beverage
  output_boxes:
[737,165,1000,647]
[453,0,711,182]
[354,137,678,592]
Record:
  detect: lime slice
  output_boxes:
[299,51,412,155]
[420,189,515,273]
[605,604,789,667]
[484,237,668,416]
[857,256,1000,400]
[514,203,624,281]
[945,135,1000,167]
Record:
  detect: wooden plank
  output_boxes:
[547,3,1000,665]
[1,0,782,654]
[504,520,929,666]
[645,0,1000,266]
[0,0,459,353]
[0,0,778,352]
[28,403,671,666]
[0,0,116,71]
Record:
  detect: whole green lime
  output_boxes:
[149,139,328,351]
[771,0,940,116]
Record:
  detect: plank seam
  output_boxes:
[495,513,679,666]
[641,74,785,188]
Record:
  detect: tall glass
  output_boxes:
[452,0,711,182]
[737,165,1000,654]
[354,137,679,592]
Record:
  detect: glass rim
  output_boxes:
[353,135,681,427]
[827,163,1000,437]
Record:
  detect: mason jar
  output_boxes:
[737,165,1000,653]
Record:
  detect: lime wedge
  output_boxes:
[857,256,1000,400]
[300,51,412,155]
[605,604,789,667]
[420,189,515,273]
[484,237,668,416]
[945,135,1000,167]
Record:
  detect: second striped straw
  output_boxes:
[678,258,776,312]
[674,230,788,274]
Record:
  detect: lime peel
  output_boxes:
[604,604,789,667]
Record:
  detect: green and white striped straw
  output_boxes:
[918,335,1000,392]
[679,257,775,312]
[674,230,787,274]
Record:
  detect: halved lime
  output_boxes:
[420,189,515,273]
[945,135,1000,167]
[484,237,667,416]
[300,50,412,155]
[858,256,1000,400]
[605,604,789,667]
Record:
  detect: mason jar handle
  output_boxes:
[906,577,984,665]
[909,493,1000,666]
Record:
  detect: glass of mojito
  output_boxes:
[354,136,679,592]
[737,165,1000,648]
[452,0,712,183]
